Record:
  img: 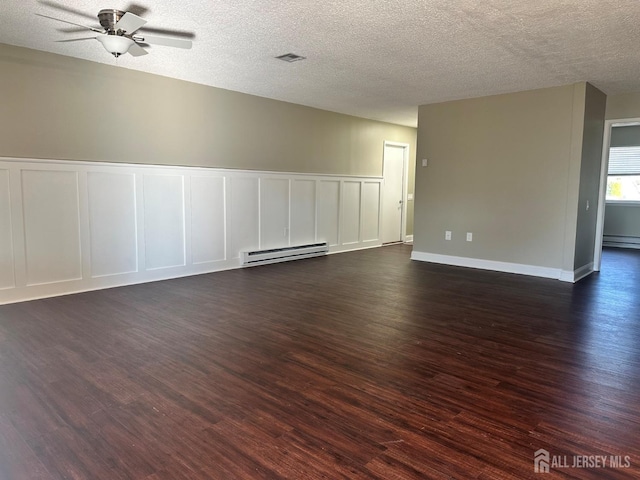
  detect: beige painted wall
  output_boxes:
[406,196,414,236]
[0,44,417,233]
[414,83,604,271]
[560,83,588,272]
[606,92,640,120]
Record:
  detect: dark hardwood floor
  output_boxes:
[1,245,639,479]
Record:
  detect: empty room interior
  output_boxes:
[1,1,640,479]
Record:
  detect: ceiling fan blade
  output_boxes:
[56,27,100,34]
[36,13,104,34]
[125,3,151,17]
[114,12,147,34]
[132,34,192,49]
[38,0,96,22]
[55,37,96,43]
[137,26,195,39]
[128,42,149,57]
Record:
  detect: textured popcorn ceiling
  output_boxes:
[2,1,640,127]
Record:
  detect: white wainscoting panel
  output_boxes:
[318,180,341,247]
[0,170,14,289]
[362,182,381,243]
[87,172,138,278]
[342,181,362,245]
[143,174,186,270]
[22,170,82,286]
[260,178,290,249]
[290,180,316,246]
[0,158,383,304]
[229,176,260,259]
[190,175,226,265]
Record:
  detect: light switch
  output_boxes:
[422,159,428,167]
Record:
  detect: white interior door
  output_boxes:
[382,143,405,243]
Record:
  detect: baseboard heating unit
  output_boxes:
[602,235,640,250]
[240,242,329,267]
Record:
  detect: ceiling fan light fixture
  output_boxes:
[96,34,134,57]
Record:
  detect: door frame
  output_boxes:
[382,141,410,243]
[593,117,640,270]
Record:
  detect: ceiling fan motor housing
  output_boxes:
[98,9,125,34]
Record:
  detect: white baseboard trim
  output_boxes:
[574,262,595,282]
[410,251,562,280]
[404,235,414,243]
[0,242,383,306]
[328,242,382,255]
[0,261,242,306]
[559,262,595,283]
[558,270,574,282]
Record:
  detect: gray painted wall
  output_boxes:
[415,85,575,269]
[610,125,640,147]
[414,83,605,273]
[0,44,416,176]
[573,83,606,269]
[604,205,640,238]
[603,123,640,240]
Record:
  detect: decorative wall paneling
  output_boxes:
[0,158,382,304]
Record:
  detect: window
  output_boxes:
[606,146,640,202]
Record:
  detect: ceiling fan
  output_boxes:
[36,1,193,58]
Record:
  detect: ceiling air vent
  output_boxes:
[275,53,306,63]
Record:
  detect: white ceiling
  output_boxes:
[3,1,640,127]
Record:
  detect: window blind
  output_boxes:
[608,146,640,175]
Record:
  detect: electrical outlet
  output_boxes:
[466,232,473,242]
[445,231,452,241]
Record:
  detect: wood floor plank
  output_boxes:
[0,415,54,480]
[1,245,639,478]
